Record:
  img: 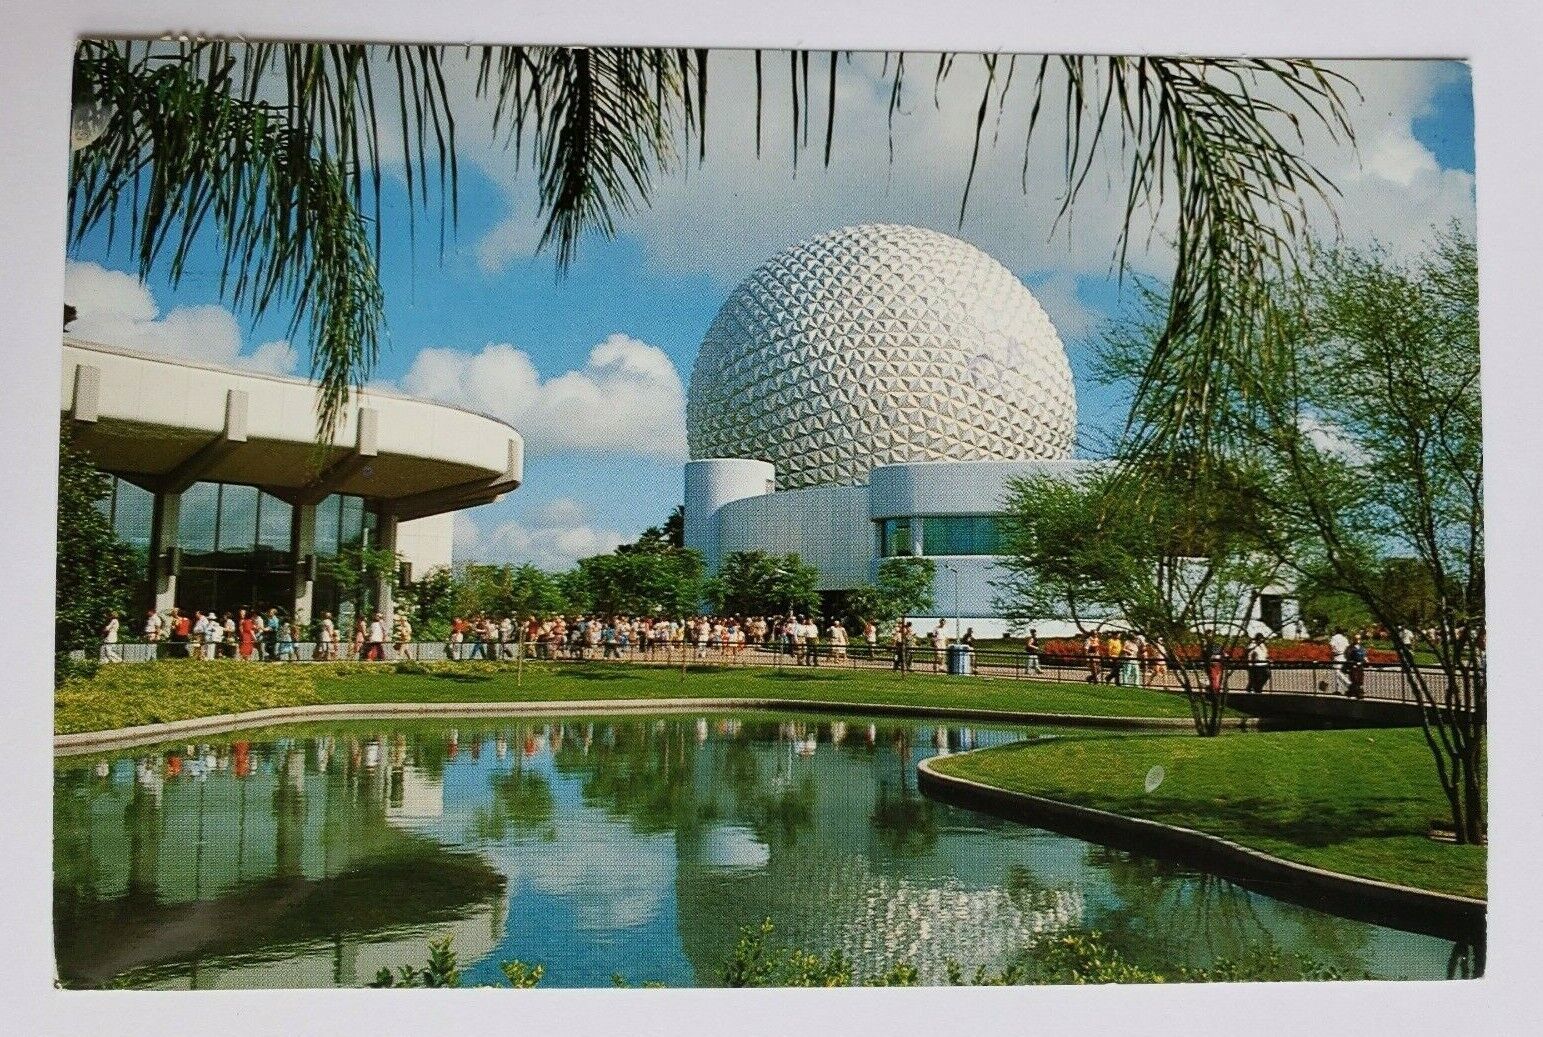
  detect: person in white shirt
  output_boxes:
[1246,634,1270,693]
[366,614,386,661]
[932,620,949,671]
[829,620,848,660]
[143,609,163,643]
[318,612,336,661]
[203,612,223,660]
[100,611,122,663]
[1327,629,1351,694]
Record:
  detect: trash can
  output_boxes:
[947,643,973,676]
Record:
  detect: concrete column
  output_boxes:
[148,492,181,613]
[910,517,924,558]
[374,511,398,628]
[291,503,317,626]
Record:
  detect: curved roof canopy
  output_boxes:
[62,338,522,520]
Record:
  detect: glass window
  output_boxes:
[314,495,342,558]
[877,517,912,557]
[256,492,293,552]
[108,477,155,550]
[218,483,260,552]
[340,495,365,548]
[178,481,219,553]
[921,516,1007,556]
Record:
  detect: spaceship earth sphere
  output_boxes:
[686,224,1077,489]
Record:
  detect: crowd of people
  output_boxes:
[99,606,413,663]
[96,605,1418,702]
[441,613,882,665]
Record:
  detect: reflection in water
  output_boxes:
[54,714,1466,988]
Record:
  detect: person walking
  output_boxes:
[100,611,122,663]
[263,608,281,661]
[1246,633,1270,693]
[1084,632,1101,683]
[863,619,877,660]
[1346,635,1368,699]
[1105,631,1124,684]
[317,611,336,661]
[366,613,386,661]
[830,620,848,661]
[804,618,821,666]
[203,610,223,660]
[238,608,256,661]
[1328,628,1351,695]
[394,614,414,660]
[1024,629,1042,675]
[143,608,163,659]
[1120,635,1142,688]
[1204,639,1225,699]
[168,607,189,659]
[931,620,949,672]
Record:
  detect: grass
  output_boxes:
[54,658,1202,736]
[929,729,1486,899]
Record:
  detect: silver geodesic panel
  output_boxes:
[687,224,1076,489]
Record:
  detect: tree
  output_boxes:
[617,505,685,554]
[996,467,1283,736]
[568,548,705,617]
[874,557,937,627]
[69,42,1353,440]
[448,562,570,620]
[704,551,821,618]
[1237,229,1484,841]
[397,564,455,639]
[320,543,400,623]
[55,423,140,668]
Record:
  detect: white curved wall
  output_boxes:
[683,458,776,572]
[868,459,1099,519]
[716,484,871,589]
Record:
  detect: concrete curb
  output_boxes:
[917,748,1485,943]
[54,697,1200,756]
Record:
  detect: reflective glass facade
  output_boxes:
[310,492,379,627]
[878,514,1009,557]
[176,481,295,616]
[921,515,1008,556]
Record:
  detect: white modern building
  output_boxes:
[62,336,522,626]
[684,224,1291,638]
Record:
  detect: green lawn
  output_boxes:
[55,658,1200,735]
[929,729,1485,899]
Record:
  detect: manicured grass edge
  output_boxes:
[917,747,1485,943]
[54,696,1202,757]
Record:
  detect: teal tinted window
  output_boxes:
[314,495,343,557]
[921,515,1007,556]
[877,517,912,557]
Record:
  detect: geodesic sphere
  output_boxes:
[686,224,1076,489]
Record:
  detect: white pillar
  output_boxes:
[291,503,317,626]
[374,512,398,627]
[148,492,180,614]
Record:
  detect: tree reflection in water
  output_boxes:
[53,714,1467,988]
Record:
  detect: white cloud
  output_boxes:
[63,260,300,375]
[398,333,687,459]
[456,54,1473,290]
[452,501,625,570]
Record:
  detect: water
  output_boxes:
[53,712,1465,988]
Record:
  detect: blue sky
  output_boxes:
[64,54,1475,570]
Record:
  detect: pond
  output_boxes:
[54,711,1466,988]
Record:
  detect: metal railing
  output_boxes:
[78,638,1447,705]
